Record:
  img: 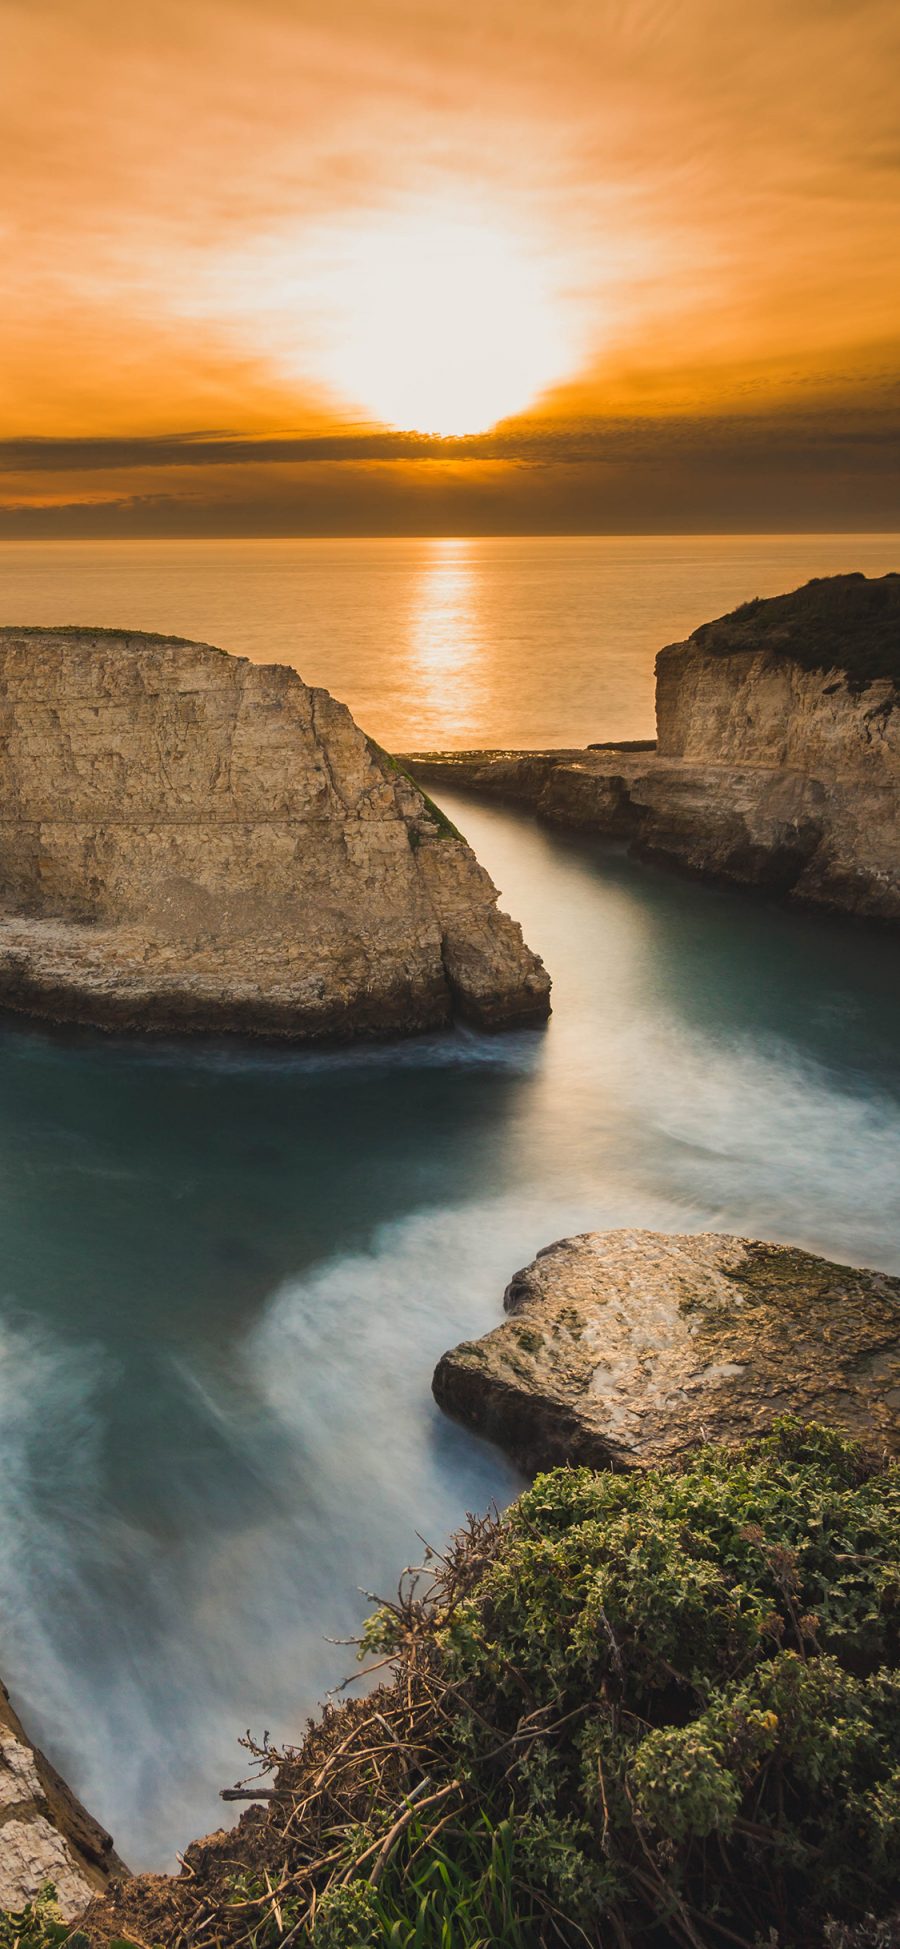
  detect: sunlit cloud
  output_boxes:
[0,0,898,526]
[178,194,588,435]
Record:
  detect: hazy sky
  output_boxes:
[2,0,898,533]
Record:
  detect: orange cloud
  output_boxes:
[1,0,898,524]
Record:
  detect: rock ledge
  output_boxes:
[432,1230,900,1473]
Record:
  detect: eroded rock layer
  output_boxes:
[0,1681,127,1917]
[432,1229,900,1473]
[0,629,550,1037]
[403,573,900,921]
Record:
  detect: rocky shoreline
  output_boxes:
[402,573,900,923]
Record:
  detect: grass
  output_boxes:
[314,1816,539,1948]
[689,572,900,687]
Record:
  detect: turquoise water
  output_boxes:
[0,791,898,1869]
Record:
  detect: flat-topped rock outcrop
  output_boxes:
[432,1229,900,1473]
[0,1679,127,1917]
[403,573,900,922]
[0,629,550,1038]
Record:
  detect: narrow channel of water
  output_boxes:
[0,797,898,1867]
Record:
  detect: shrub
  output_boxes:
[690,572,900,688]
[0,1887,138,1949]
[95,1422,900,1948]
[0,1887,74,1949]
[401,1420,899,1946]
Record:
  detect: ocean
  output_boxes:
[2,532,898,750]
[0,534,897,1869]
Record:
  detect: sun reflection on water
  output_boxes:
[406,538,483,737]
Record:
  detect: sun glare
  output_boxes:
[315,205,577,436]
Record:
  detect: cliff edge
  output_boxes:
[0,629,550,1038]
[0,1679,127,1917]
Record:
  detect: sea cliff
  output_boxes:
[0,1681,126,1916]
[0,628,550,1038]
[403,572,900,922]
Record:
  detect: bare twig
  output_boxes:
[366,1779,461,1887]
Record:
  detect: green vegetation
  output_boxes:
[97,1422,900,1949]
[313,1818,539,1948]
[0,1885,137,1949]
[366,736,466,840]
[0,1887,77,1949]
[412,784,465,841]
[0,625,209,647]
[691,572,900,688]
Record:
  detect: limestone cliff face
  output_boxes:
[404,575,900,922]
[652,631,899,914]
[0,630,550,1037]
[0,1680,127,1917]
[656,640,898,776]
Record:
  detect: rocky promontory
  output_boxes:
[403,573,900,922]
[0,629,550,1038]
[433,1229,900,1473]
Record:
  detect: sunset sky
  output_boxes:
[3,0,899,534]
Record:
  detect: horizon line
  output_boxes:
[1,528,899,544]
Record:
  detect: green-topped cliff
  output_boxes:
[691,572,900,688]
[403,572,900,922]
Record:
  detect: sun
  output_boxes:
[314,201,576,437]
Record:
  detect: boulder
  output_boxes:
[0,630,550,1038]
[432,1230,900,1474]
